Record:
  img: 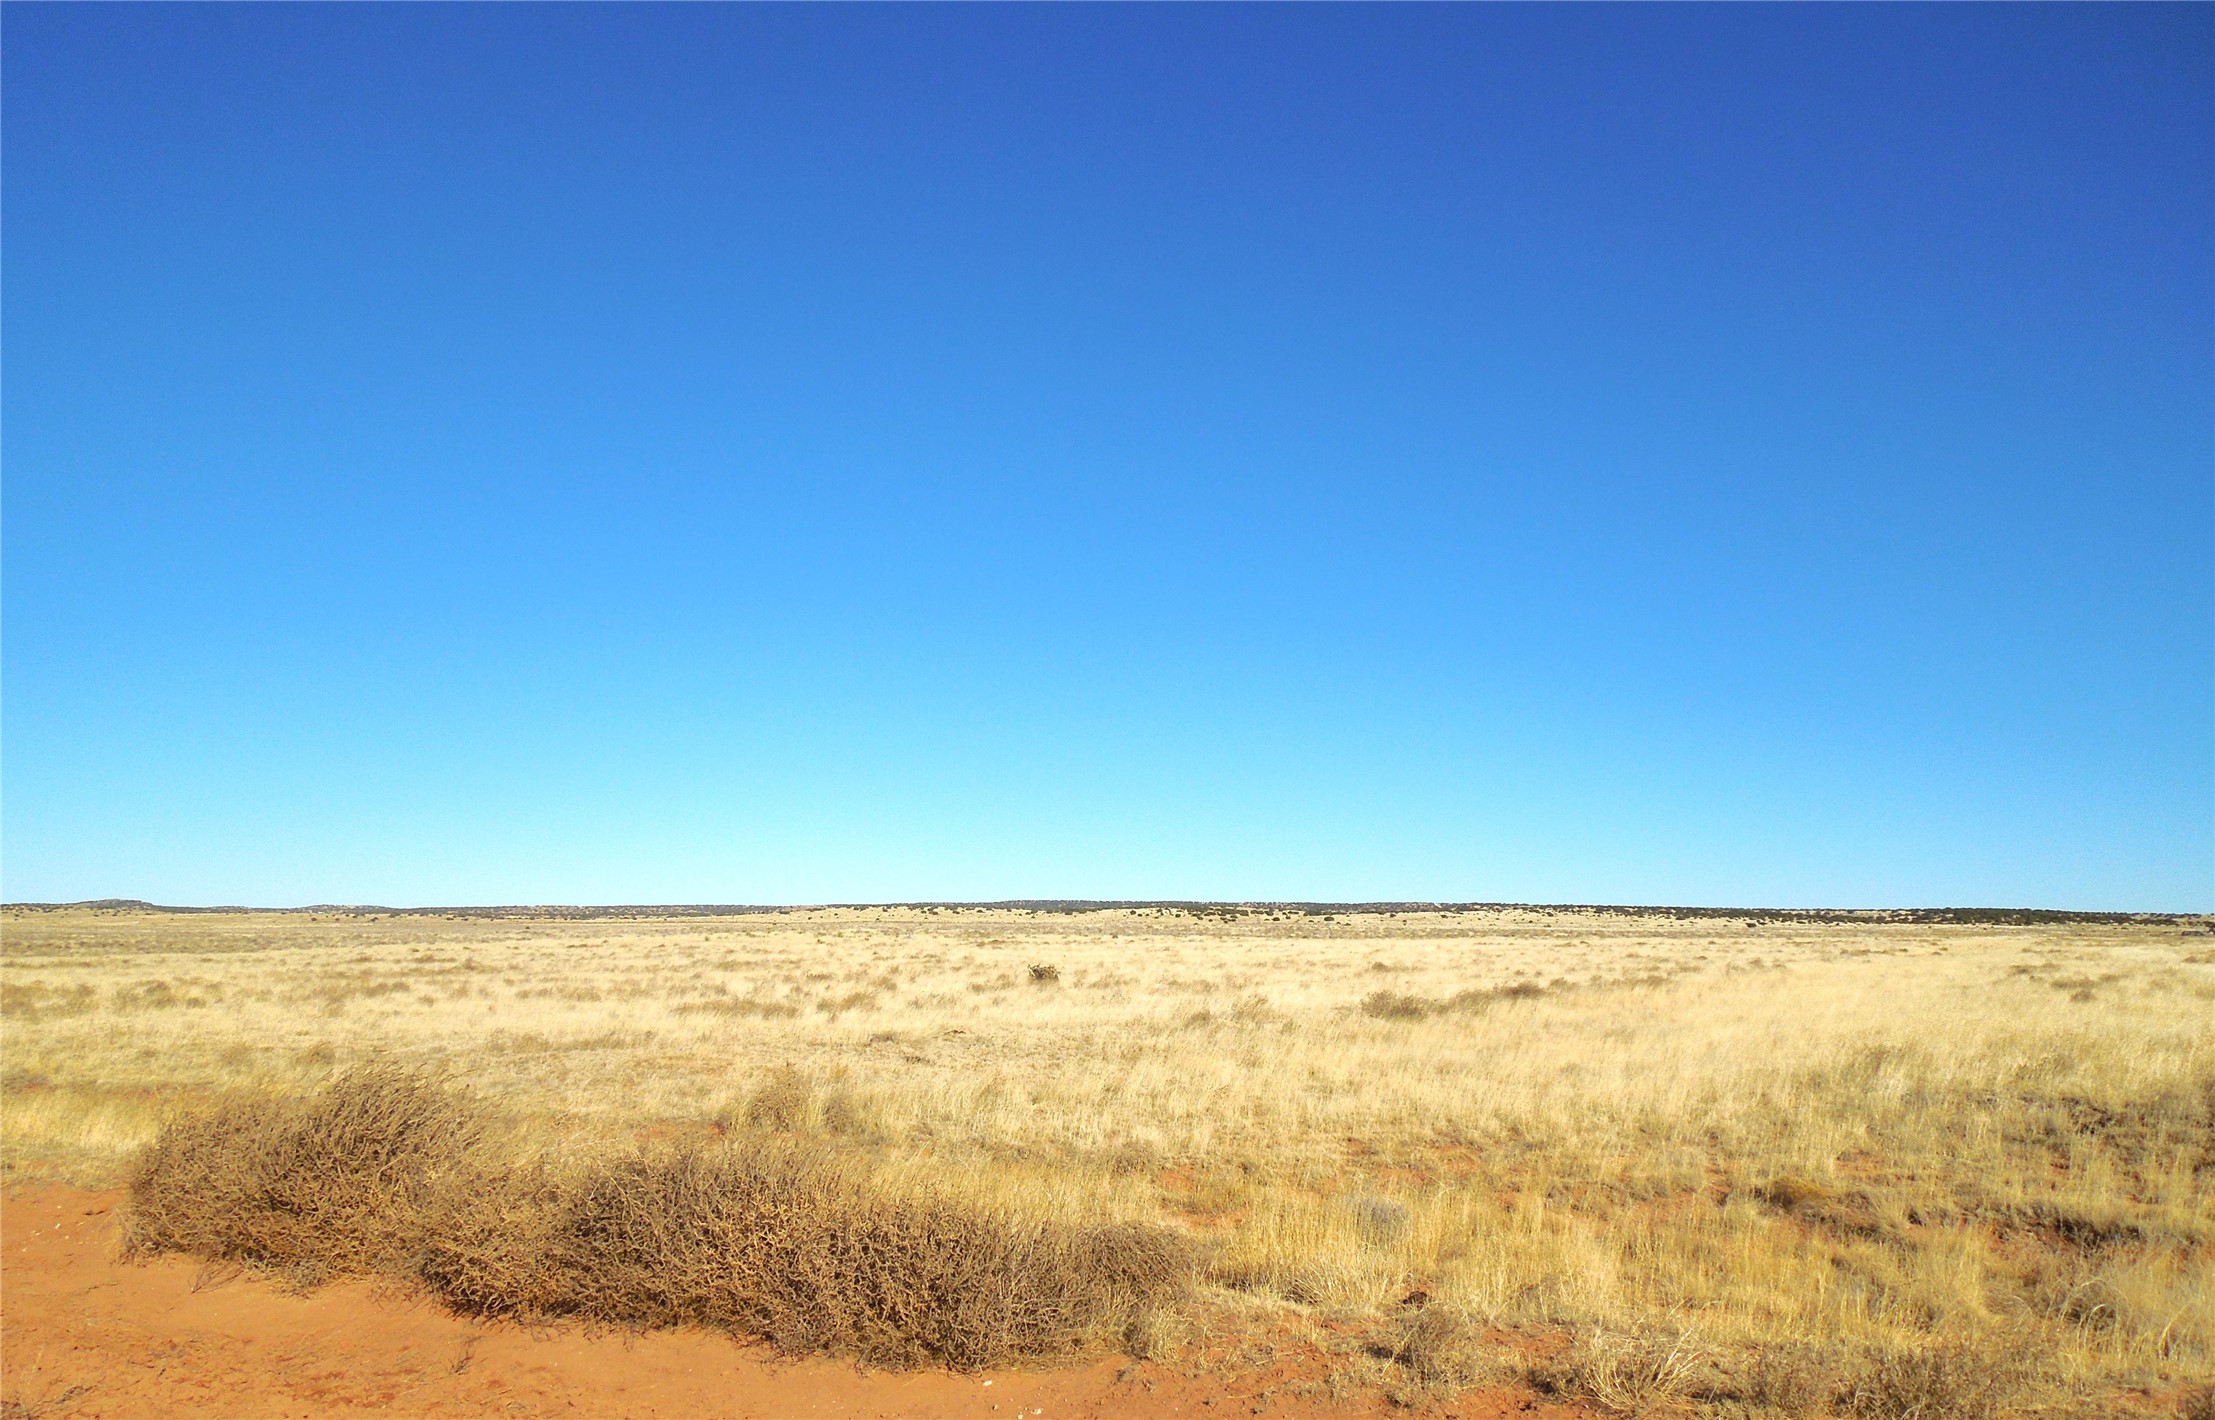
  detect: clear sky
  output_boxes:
[4,5,2209,910]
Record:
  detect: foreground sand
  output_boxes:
[3,1185,1600,1419]
[4,902,2210,1414]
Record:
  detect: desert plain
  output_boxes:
[2,901,2210,1418]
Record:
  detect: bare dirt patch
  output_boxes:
[2,1186,1590,1419]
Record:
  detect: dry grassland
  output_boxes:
[4,903,2212,1415]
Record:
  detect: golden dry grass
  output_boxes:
[5,902,2211,1413]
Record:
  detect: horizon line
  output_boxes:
[5,899,2204,927]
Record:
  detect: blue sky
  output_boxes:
[4,5,2209,909]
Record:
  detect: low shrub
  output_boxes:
[425,1142,1196,1367]
[1391,1304,1496,1391]
[1834,1339,2024,1420]
[1698,1341,1835,1417]
[125,1067,1196,1370]
[123,1063,481,1286]
[1361,990,1430,1020]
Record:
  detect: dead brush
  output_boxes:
[122,1063,481,1286]
[1834,1339,2025,1420]
[1388,1304,1498,1395]
[426,1139,1201,1368]
[129,1069,1198,1370]
[449,1143,1204,1364]
[1697,1342,1835,1418]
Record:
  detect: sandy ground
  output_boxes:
[1,1187,1587,1420]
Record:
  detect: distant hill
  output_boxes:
[2,898,2201,927]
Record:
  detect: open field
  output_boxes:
[4,902,2212,1416]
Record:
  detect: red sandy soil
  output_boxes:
[2,1187,1588,1420]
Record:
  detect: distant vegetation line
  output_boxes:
[5,898,2201,927]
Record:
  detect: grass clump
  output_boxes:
[1537,1325,1706,1416]
[727,1064,884,1140]
[125,1067,1196,1370]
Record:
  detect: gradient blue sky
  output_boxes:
[5,5,2210,909]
